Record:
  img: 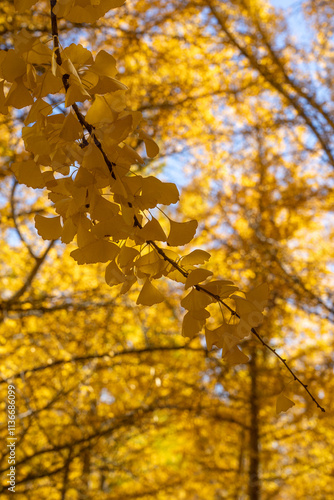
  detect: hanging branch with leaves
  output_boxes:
[0,0,325,412]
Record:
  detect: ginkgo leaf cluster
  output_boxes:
[0,2,270,370]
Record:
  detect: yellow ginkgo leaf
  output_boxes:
[182,311,206,339]
[37,70,63,98]
[140,177,179,207]
[120,275,137,295]
[276,394,295,414]
[58,0,125,24]
[24,98,53,125]
[62,43,93,67]
[14,0,37,13]
[136,279,164,306]
[138,217,166,242]
[59,112,83,141]
[135,251,164,278]
[12,160,44,189]
[247,283,269,311]
[224,346,249,365]
[167,219,198,247]
[117,246,139,269]
[103,115,133,146]
[65,83,90,107]
[201,280,238,298]
[70,240,120,265]
[105,260,126,287]
[167,269,187,284]
[91,50,118,78]
[232,295,264,328]
[0,50,26,82]
[90,193,119,221]
[89,75,127,95]
[61,218,77,244]
[74,167,95,188]
[35,214,62,240]
[139,130,159,158]
[181,250,211,267]
[205,327,222,350]
[5,80,33,109]
[185,268,213,289]
[180,289,212,311]
[85,94,117,125]
[0,81,8,115]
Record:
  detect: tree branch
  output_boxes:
[49,0,325,412]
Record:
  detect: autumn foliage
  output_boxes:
[0,0,333,498]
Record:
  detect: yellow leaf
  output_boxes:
[182,311,206,338]
[90,194,119,221]
[181,250,211,267]
[201,280,238,298]
[167,269,187,284]
[61,218,77,244]
[56,0,126,23]
[24,98,53,125]
[207,324,249,356]
[14,0,37,12]
[135,251,164,278]
[105,260,126,287]
[82,143,111,183]
[26,40,52,65]
[205,327,221,350]
[0,50,26,82]
[232,295,264,328]
[63,44,93,67]
[276,394,295,414]
[138,217,166,242]
[11,160,44,189]
[59,112,83,141]
[136,279,164,306]
[103,114,133,146]
[247,283,269,311]
[91,216,131,240]
[0,81,8,114]
[76,221,95,247]
[70,240,120,265]
[36,70,63,98]
[91,50,118,78]
[185,268,213,289]
[139,130,159,158]
[5,80,33,109]
[80,70,99,91]
[117,246,139,269]
[74,167,95,188]
[120,275,137,295]
[85,94,118,125]
[65,83,90,107]
[140,177,179,208]
[35,215,62,240]
[167,219,198,246]
[224,346,249,365]
[180,289,212,311]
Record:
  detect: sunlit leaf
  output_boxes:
[136,279,164,306]
[276,394,295,414]
[185,268,213,289]
[167,219,198,247]
[70,240,120,264]
[35,214,62,240]
[181,250,211,267]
